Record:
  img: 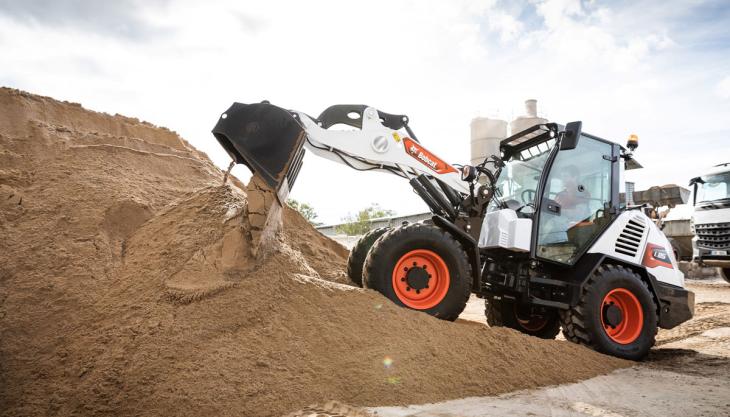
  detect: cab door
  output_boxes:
[535,135,616,265]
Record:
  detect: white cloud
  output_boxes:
[717,76,730,99]
[1,0,728,223]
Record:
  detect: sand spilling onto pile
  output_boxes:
[0,88,628,417]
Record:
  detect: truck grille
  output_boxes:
[695,222,730,250]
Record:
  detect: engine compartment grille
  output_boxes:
[695,222,730,250]
[615,216,646,257]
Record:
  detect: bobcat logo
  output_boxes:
[409,144,438,169]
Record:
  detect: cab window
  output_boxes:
[536,136,613,264]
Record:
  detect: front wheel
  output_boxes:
[722,268,730,284]
[346,227,390,287]
[485,295,561,339]
[363,223,471,321]
[560,264,658,360]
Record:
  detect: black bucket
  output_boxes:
[212,102,306,197]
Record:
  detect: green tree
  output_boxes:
[287,199,321,225]
[336,204,395,236]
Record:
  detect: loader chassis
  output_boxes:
[450,127,693,334]
[211,101,694,360]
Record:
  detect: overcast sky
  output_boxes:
[1,0,729,224]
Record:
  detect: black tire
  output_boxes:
[560,264,658,360]
[485,295,561,339]
[721,268,730,284]
[346,227,390,287]
[668,238,681,262]
[363,223,471,321]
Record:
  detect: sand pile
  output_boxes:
[0,88,628,417]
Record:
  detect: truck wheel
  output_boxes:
[667,238,681,262]
[363,223,471,321]
[485,295,561,339]
[560,264,658,360]
[346,227,390,287]
[722,268,730,284]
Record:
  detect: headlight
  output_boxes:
[461,165,477,182]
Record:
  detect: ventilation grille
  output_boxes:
[615,216,646,257]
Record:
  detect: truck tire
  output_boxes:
[722,268,730,284]
[363,223,471,321]
[560,264,658,360]
[346,227,390,287]
[485,295,561,339]
[667,238,681,262]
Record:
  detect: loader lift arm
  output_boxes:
[212,101,473,224]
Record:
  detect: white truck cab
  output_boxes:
[690,163,730,282]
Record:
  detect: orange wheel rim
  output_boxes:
[517,315,548,331]
[601,288,643,344]
[391,249,450,310]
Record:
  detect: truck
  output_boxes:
[690,163,730,283]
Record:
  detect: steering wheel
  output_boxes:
[515,202,535,216]
[521,189,536,204]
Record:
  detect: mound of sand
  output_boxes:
[0,88,628,417]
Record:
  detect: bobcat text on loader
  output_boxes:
[212,102,694,360]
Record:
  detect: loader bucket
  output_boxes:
[212,102,306,201]
[212,102,306,259]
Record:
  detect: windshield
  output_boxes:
[489,139,556,212]
[696,172,730,204]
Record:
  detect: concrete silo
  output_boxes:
[470,117,507,166]
[510,99,547,136]
[470,100,548,167]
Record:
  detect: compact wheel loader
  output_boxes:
[212,101,694,360]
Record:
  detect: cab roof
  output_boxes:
[499,122,642,170]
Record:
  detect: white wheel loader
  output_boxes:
[212,102,694,360]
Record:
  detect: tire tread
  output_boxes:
[346,227,390,287]
[363,223,471,321]
[559,264,657,358]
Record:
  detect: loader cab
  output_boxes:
[491,124,622,265]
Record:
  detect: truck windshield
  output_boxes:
[696,172,730,203]
[489,139,556,212]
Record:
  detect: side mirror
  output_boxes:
[689,177,702,206]
[560,121,582,150]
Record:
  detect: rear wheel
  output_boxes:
[363,223,471,321]
[346,227,390,287]
[560,264,657,360]
[485,295,561,339]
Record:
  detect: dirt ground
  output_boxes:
[3,88,726,417]
[0,88,631,417]
[371,279,730,417]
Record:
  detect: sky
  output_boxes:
[1,0,729,224]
